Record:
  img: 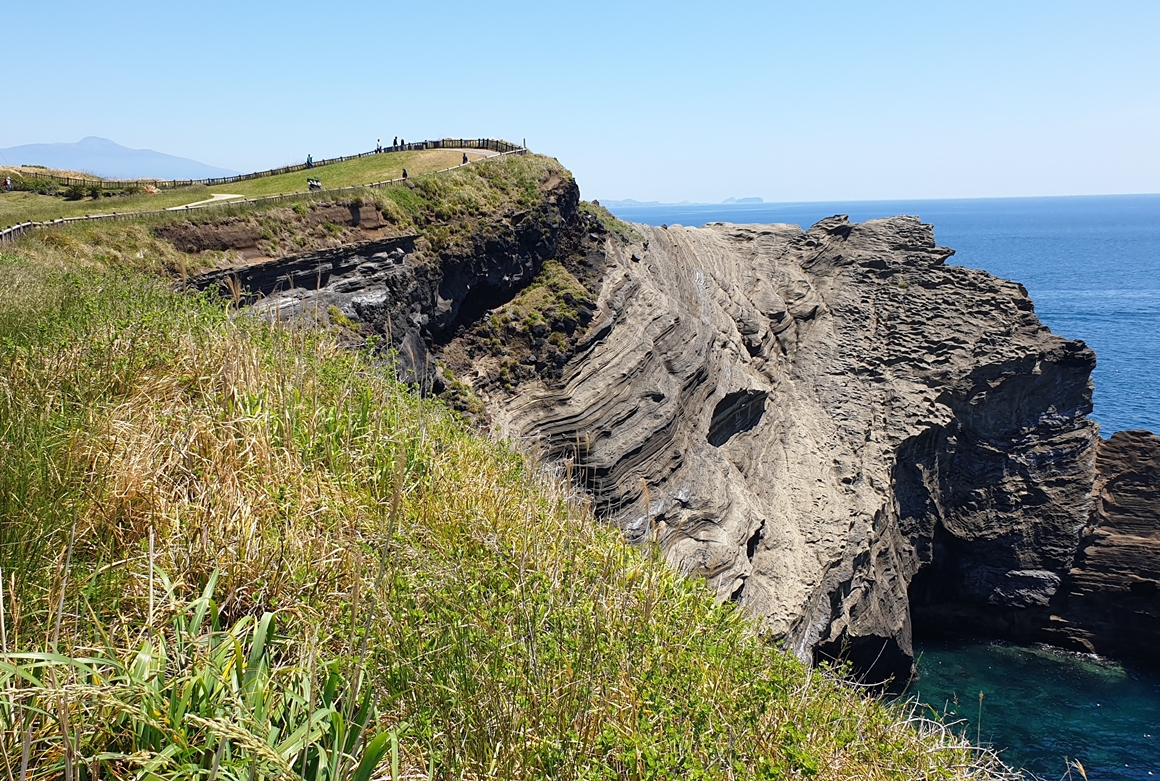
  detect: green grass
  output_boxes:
[0,195,1011,779]
[0,185,217,226]
[579,200,642,242]
[221,149,480,198]
[0,149,487,226]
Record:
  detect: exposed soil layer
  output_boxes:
[158,203,399,263]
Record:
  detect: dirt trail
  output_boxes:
[167,193,243,210]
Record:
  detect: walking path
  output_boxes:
[167,193,243,210]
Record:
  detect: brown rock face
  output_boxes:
[483,215,1100,681]
[1039,431,1160,657]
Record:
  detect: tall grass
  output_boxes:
[0,573,397,780]
[0,250,1014,779]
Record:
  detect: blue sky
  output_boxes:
[4,0,1158,202]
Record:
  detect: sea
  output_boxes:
[606,195,1160,779]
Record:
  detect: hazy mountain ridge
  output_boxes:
[0,136,238,180]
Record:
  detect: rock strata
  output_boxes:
[193,176,584,385]
[1039,430,1160,657]
[196,178,1160,678]
[484,216,1099,681]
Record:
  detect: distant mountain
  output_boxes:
[722,197,763,204]
[0,137,239,180]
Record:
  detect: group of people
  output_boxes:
[375,137,406,153]
[300,137,471,185]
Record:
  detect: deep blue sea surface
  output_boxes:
[606,195,1160,435]
[607,196,1160,779]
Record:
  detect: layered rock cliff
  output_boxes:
[184,165,1159,680]
[478,216,1099,680]
[1039,430,1160,657]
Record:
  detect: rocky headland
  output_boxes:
[188,167,1160,682]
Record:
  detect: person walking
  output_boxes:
[393,136,398,148]
[306,154,313,169]
[376,138,382,152]
[401,168,408,180]
[463,152,468,164]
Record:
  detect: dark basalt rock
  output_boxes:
[193,175,583,388]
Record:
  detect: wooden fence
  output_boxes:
[0,141,527,245]
[4,138,525,192]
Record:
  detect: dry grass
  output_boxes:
[0,228,1018,779]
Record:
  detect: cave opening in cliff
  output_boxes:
[707,390,768,447]
[815,635,913,689]
[438,280,523,343]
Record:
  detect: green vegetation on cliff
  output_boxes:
[0,154,1008,780]
[1,148,484,226]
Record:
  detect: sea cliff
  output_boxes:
[189,165,1160,681]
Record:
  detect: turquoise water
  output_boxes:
[606,195,1160,777]
[910,641,1160,780]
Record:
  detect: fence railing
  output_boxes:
[0,141,528,245]
[4,138,525,192]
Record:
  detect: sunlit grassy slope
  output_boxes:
[0,185,216,225]
[0,148,485,225]
[0,154,1010,779]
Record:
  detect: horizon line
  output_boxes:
[599,191,1160,208]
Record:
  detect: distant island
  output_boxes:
[599,197,764,208]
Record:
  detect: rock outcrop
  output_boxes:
[193,175,583,384]
[1039,430,1160,657]
[191,171,1160,679]
[480,216,1099,681]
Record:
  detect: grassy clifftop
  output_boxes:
[0,154,1007,779]
[1,147,485,225]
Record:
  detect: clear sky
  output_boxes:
[4,1,1158,203]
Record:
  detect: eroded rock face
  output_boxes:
[193,177,583,384]
[201,189,1157,678]
[484,215,1099,680]
[1039,431,1160,657]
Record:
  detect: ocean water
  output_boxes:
[606,195,1160,778]
[910,640,1160,779]
[605,195,1160,435]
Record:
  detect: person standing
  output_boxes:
[393,136,398,148]
[402,168,408,180]
[463,153,468,164]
